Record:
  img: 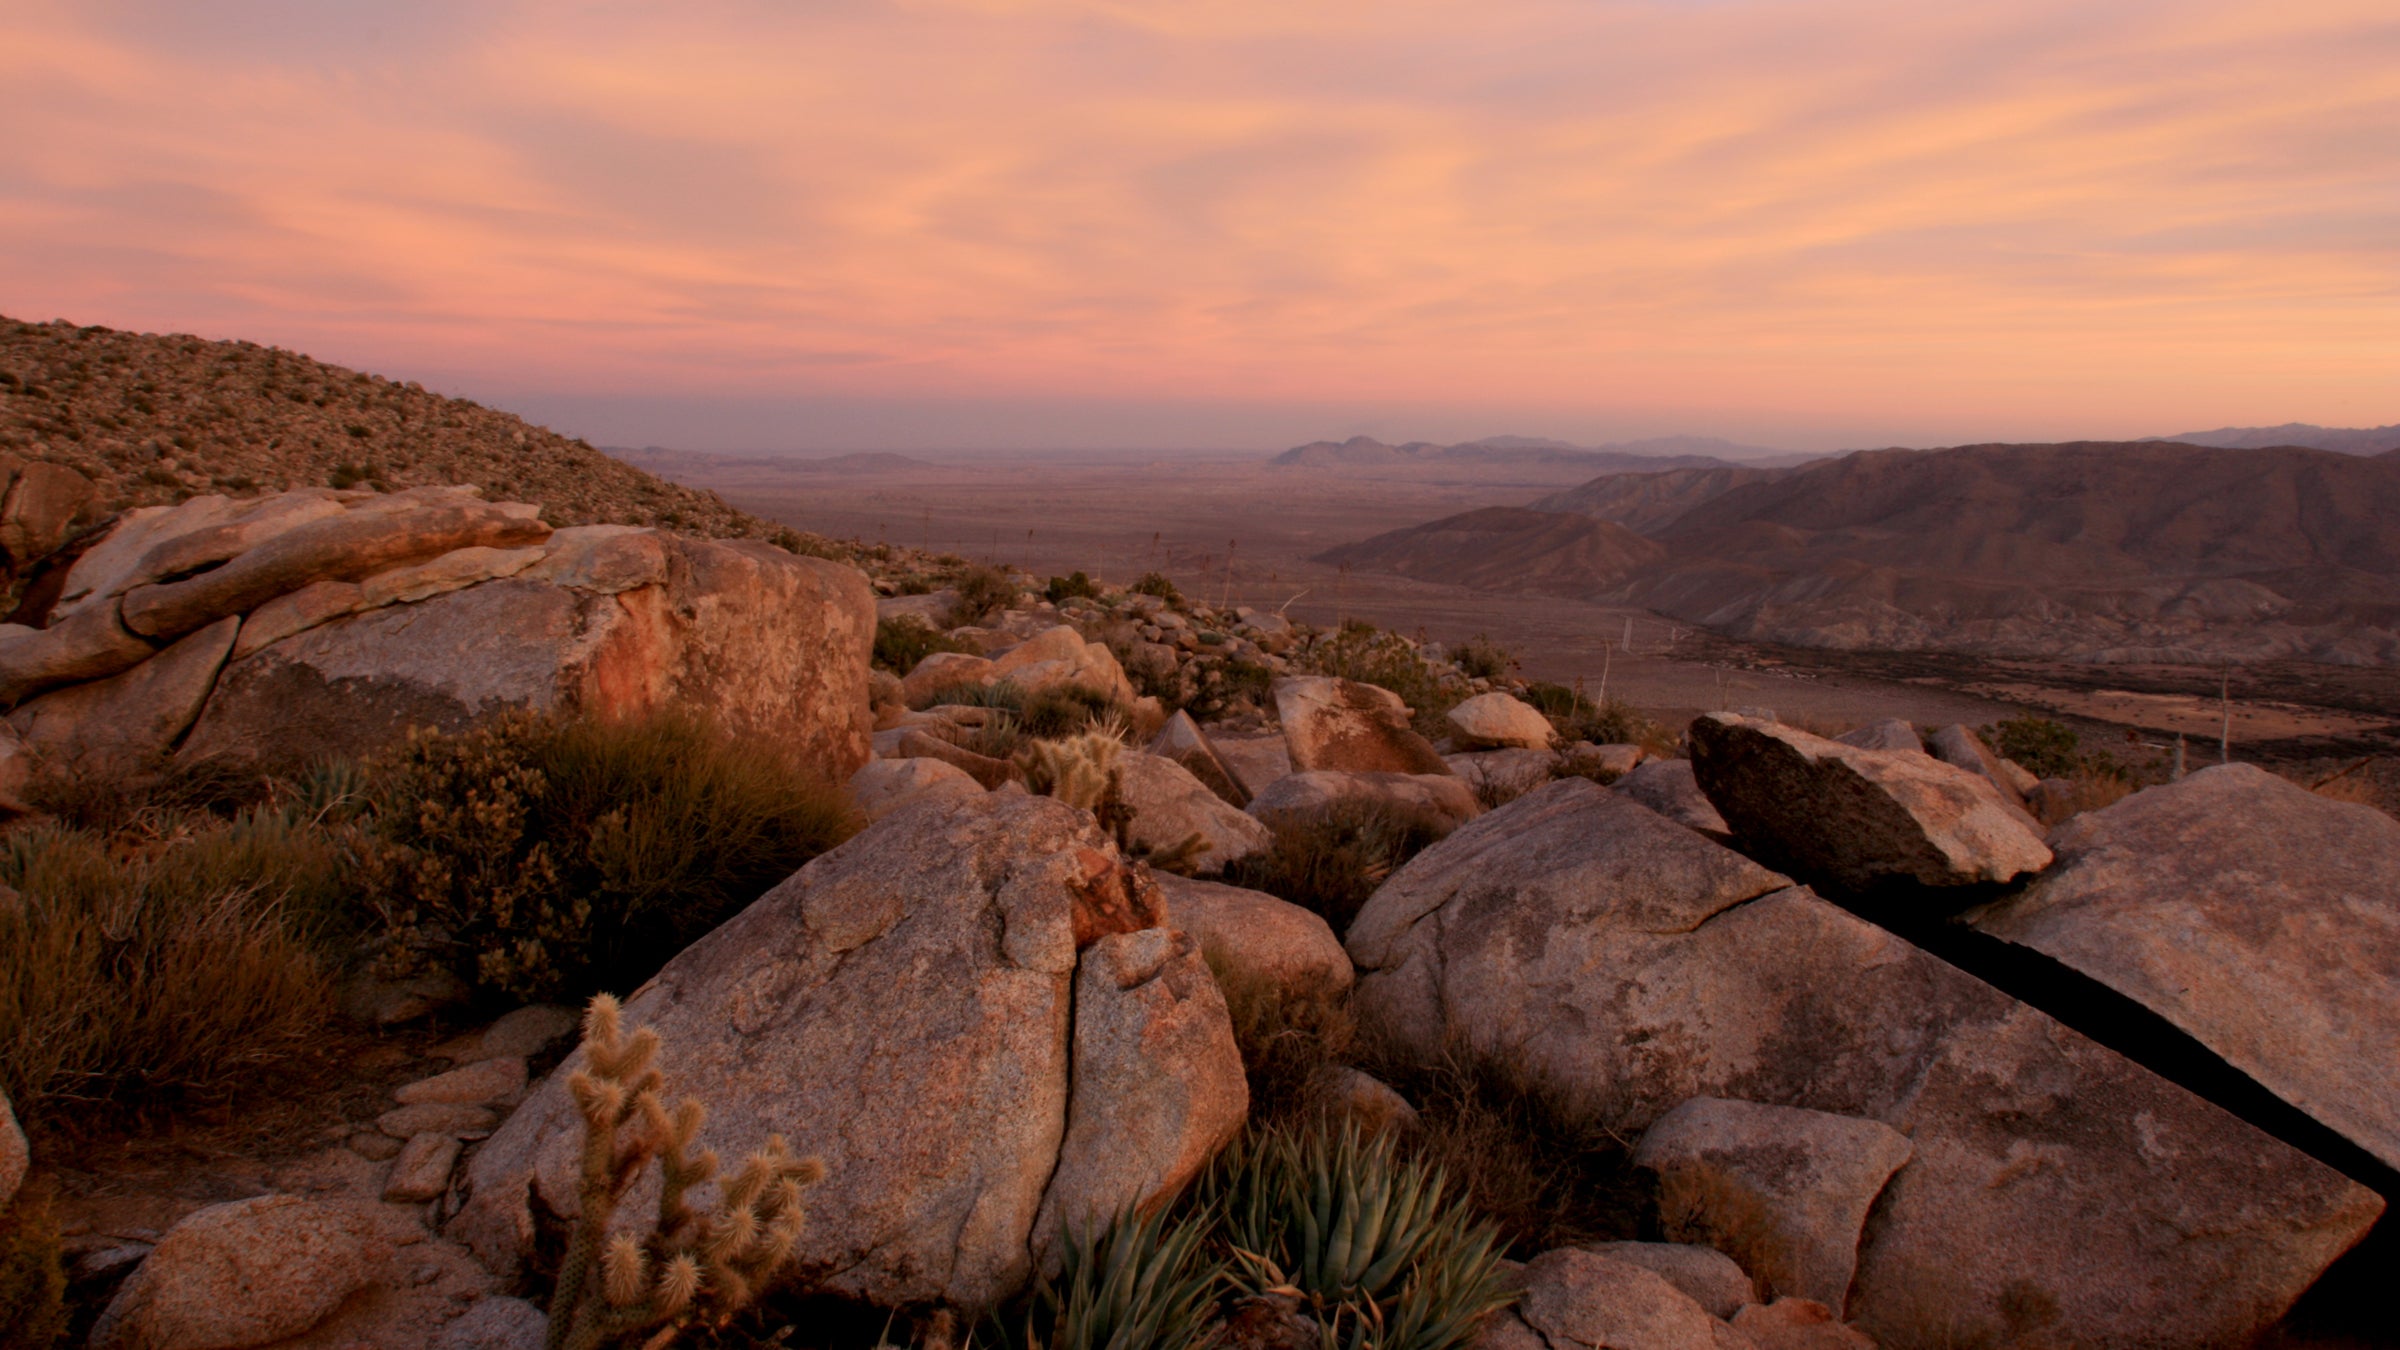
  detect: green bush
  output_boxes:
[1185,656,1276,721]
[1227,800,1453,937]
[1984,716,2080,779]
[1523,683,1666,751]
[1450,636,1515,682]
[873,616,972,674]
[1130,571,1181,603]
[363,709,857,1003]
[0,816,340,1115]
[946,565,1020,627]
[1044,571,1099,604]
[1018,685,1126,739]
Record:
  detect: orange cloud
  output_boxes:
[0,0,2394,445]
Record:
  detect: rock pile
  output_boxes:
[0,483,875,786]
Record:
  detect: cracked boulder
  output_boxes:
[1688,713,2050,891]
[1970,763,2400,1172]
[1273,676,1450,775]
[451,791,1243,1310]
[1349,778,2381,1349]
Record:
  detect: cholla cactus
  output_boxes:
[548,994,824,1350]
[1015,733,1208,875]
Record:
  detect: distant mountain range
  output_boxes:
[1319,440,2400,667]
[2149,423,2400,456]
[1271,434,1795,471]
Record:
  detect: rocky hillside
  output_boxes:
[1324,440,2400,665]
[1313,506,1665,597]
[0,315,773,538]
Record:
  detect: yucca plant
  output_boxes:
[1210,1124,1514,1350]
[983,1203,1226,1350]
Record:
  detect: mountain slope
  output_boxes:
[0,315,773,538]
[2150,423,2400,456]
[1313,506,1665,596]
[1271,433,1767,472]
[1528,465,1786,535]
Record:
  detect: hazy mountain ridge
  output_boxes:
[1272,432,1778,471]
[1324,440,2400,666]
[2149,423,2400,455]
[0,315,773,539]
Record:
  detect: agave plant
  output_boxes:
[1213,1123,1515,1350]
[985,1203,1227,1350]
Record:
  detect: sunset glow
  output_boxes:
[3,0,2395,448]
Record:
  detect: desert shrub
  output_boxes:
[1303,621,1459,737]
[1450,635,1515,682]
[0,818,338,1115]
[1130,571,1181,603]
[363,709,857,1003]
[1360,1047,1657,1257]
[1984,716,2080,779]
[1213,965,1357,1129]
[2032,769,2137,827]
[1226,800,1452,937]
[1184,656,1276,721]
[1524,683,1667,752]
[770,526,845,561]
[0,1198,69,1350]
[873,616,972,675]
[983,1203,1225,1350]
[1206,1121,1515,1350]
[1044,571,1099,604]
[945,565,1020,627]
[1017,685,1127,739]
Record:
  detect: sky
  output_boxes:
[2,0,2395,453]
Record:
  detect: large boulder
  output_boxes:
[181,528,874,777]
[1614,758,1731,840]
[1273,677,1449,775]
[1970,763,2400,1172]
[1445,692,1555,750]
[451,792,1240,1310]
[0,1087,23,1211]
[1634,1097,1913,1311]
[90,1195,395,1350]
[1247,770,1481,833]
[1445,748,1557,803]
[1687,714,2050,891]
[1148,710,1250,807]
[0,459,95,566]
[1347,778,2381,1350]
[7,615,237,773]
[1154,873,1352,998]
[1924,724,2036,817]
[848,755,981,822]
[1031,926,1247,1258]
[1117,751,1272,874]
[990,626,1136,703]
[1210,730,1294,798]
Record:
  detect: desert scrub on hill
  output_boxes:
[873,616,972,674]
[944,565,1020,627]
[363,709,856,1003]
[1450,635,1516,682]
[1524,682,1669,752]
[1983,716,2081,778]
[0,806,348,1115]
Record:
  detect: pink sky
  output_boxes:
[3,0,2395,451]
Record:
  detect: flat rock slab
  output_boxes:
[1689,713,2050,891]
[1635,1097,1913,1311]
[1971,763,2400,1172]
[1348,777,2382,1350]
[383,1133,463,1203]
[1273,676,1450,775]
[8,615,237,771]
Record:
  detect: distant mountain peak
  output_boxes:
[2147,422,2400,456]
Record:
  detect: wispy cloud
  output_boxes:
[1,0,2394,446]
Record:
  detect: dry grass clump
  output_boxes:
[1522,683,1672,754]
[1225,800,1452,937]
[871,616,972,674]
[364,709,857,1004]
[0,814,341,1116]
[1213,967,1359,1130]
[943,565,1020,627]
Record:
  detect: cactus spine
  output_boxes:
[547,994,824,1350]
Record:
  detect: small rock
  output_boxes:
[1155,873,1352,999]
[437,1296,548,1350]
[1516,1247,1753,1350]
[89,1194,389,1350]
[395,1056,526,1106]
[385,1133,465,1203]
[1148,710,1252,807]
[851,755,983,821]
[1614,758,1731,839]
[1833,719,1920,753]
[1560,742,1645,783]
[378,1103,500,1139]
[1446,692,1557,750]
[347,1131,405,1162]
[1580,1242,1758,1320]
[472,1005,581,1063]
[1323,1067,1418,1135]
[1731,1298,1877,1350]
[1636,1096,1914,1310]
